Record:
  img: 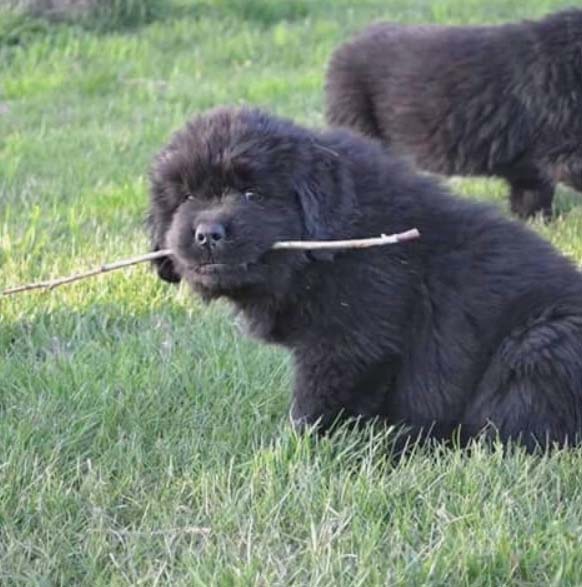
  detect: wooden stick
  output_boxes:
[2,228,420,296]
[272,228,420,250]
[2,250,173,296]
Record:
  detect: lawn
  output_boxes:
[2,0,582,584]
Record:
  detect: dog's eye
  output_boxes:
[185,193,194,202]
[243,190,262,203]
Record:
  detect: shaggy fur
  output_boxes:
[325,9,582,219]
[148,107,582,451]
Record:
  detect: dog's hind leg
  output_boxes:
[324,48,384,139]
[461,313,582,451]
[505,167,556,220]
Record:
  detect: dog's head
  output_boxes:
[148,107,357,300]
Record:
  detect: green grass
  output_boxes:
[4,0,163,32]
[1,0,582,584]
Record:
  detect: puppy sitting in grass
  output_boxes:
[325,9,582,219]
[148,107,582,451]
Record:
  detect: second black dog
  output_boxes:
[325,9,582,219]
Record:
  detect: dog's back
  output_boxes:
[326,19,536,174]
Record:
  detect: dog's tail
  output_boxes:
[324,35,384,141]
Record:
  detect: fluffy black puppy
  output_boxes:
[148,107,582,451]
[325,9,582,219]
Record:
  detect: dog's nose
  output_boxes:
[195,222,226,248]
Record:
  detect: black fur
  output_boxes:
[148,107,582,451]
[325,9,582,219]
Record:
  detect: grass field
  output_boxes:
[2,0,582,584]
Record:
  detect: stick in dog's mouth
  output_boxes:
[2,228,420,296]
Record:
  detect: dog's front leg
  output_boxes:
[290,353,394,434]
[290,355,354,433]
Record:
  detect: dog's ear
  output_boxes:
[295,144,357,260]
[146,208,182,284]
[147,152,184,284]
[151,248,182,284]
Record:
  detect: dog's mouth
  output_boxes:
[194,261,257,275]
[186,259,267,293]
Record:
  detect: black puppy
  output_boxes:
[149,107,582,451]
[325,9,582,219]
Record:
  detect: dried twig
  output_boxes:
[272,228,420,250]
[2,228,420,296]
[2,250,171,296]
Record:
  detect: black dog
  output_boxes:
[148,107,582,451]
[325,9,582,219]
